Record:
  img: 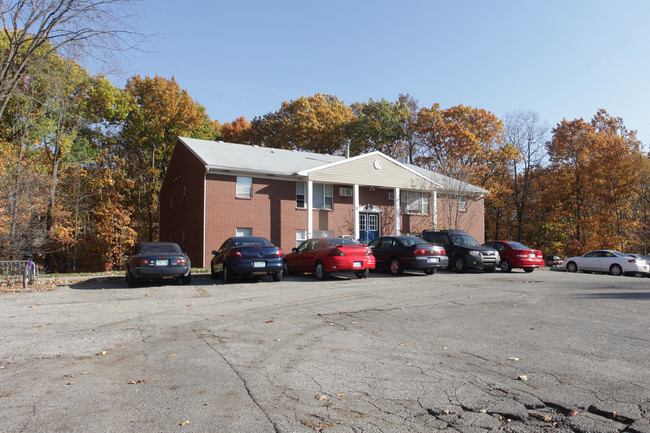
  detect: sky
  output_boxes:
[99,0,650,145]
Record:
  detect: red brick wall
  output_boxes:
[435,193,485,243]
[159,142,206,265]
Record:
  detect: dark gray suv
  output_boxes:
[421,229,500,273]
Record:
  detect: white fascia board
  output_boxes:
[206,166,297,182]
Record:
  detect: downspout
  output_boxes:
[203,167,207,267]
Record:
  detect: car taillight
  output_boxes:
[275,248,283,257]
[136,258,149,265]
[413,248,428,255]
[628,259,637,263]
[365,248,372,256]
[516,254,528,258]
[329,248,344,256]
[230,249,242,258]
[176,258,188,264]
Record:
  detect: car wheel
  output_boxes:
[315,261,328,280]
[272,271,283,282]
[484,266,495,273]
[223,262,234,283]
[210,264,218,280]
[454,256,467,273]
[566,261,578,273]
[523,267,534,273]
[181,273,192,285]
[424,268,436,275]
[355,268,369,279]
[500,259,512,273]
[610,264,623,276]
[389,258,403,275]
[126,270,137,288]
[282,261,291,277]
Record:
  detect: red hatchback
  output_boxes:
[483,241,545,273]
[284,237,375,279]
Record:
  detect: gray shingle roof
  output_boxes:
[178,137,487,194]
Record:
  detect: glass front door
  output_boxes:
[359,212,379,244]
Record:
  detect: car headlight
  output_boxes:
[469,251,480,256]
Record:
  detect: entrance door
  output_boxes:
[359,212,379,244]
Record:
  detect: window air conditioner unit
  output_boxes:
[387,192,395,200]
[339,187,353,197]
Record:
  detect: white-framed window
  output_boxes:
[314,230,333,237]
[296,182,306,208]
[236,176,252,198]
[458,195,468,212]
[236,227,252,237]
[400,191,430,215]
[296,230,307,247]
[313,183,333,210]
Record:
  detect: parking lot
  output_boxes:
[1,269,649,433]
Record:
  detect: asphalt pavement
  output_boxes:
[1,269,649,432]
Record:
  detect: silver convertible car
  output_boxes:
[562,250,648,276]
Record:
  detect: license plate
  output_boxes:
[155,259,169,266]
[427,257,439,263]
[353,261,362,268]
[253,261,265,268]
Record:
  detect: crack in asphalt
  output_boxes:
[193,329,281,433]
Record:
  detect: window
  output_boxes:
[296,230,307,247]
[236,176,252,198]
[296,182,305,208]
[313,183,333,210]
[458,195,468,212]
[400,191,429,215]
[236,227,252,237]
[314,230,333,237]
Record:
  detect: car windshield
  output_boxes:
[138,243,181,254]
[232,237,273,247]
[450,234,480,246]
[506,242,531,250]
[323,238,359,247]
[397,237,428,247]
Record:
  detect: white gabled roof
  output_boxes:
[178,136,487,194]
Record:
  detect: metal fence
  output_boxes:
[0,260,30,287]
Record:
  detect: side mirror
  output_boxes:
[211,250,217,255]
[292,248,298,253]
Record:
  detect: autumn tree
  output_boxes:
[503,110,549,241]
[250,94,354,155]
[398,93,420,164]
[220,116,251,143]
[346,97,411,160]
[547,110,643,254]
[0,0,141,119]
[120,75,216,241]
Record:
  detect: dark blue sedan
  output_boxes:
[211,237,284,283]
[124,242,191,287]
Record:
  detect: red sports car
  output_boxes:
[483,241,544,273]
[284,237,375,279]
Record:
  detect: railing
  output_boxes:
[0,260,32,287]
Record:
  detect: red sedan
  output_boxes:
[483,241,545,273]
[284,237,375,279]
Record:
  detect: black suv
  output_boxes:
[420,229,500,273]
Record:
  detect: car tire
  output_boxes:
[389,258,403,275]
[566,261,578,273]
[210,265,218,280]
[272,271,283,282]
[424,268,436,275]
[126,270,137,288]
[500,259,512,273]
[282,261,291,277]
[454,256,467,273]
[223,262,234,283]
[523,267,534,273]
[315,261,328,280]
[484,266,495,273]
[355,268,369,279]
[610,264,623,276]
[181,273,192,285]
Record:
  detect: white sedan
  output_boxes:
[563,250,648,276]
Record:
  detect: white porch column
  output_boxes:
[353,184,360,241]
[432,189,438,228]
[307,180,313,238]
[394,187,401,236]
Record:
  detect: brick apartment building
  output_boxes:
[159,137,488,267]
